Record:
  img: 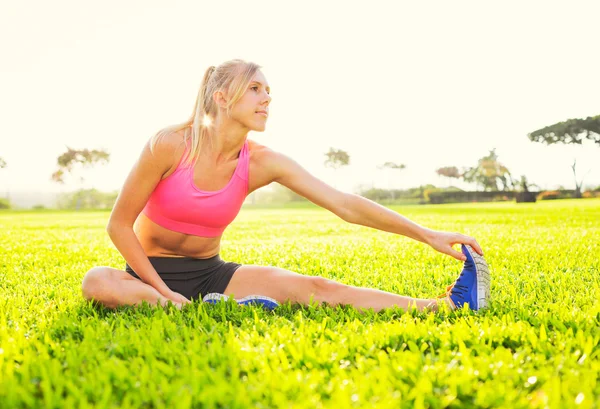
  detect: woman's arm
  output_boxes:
[343,193,434,242]
[106,224,171,294]
[342,194,483,261]
[107,133,189,302]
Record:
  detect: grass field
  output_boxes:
[1,199,599,408]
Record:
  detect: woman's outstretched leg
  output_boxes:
[322,283,447,313]
[222,265,449,313]
[222,245,489,313]
[322,244,489,313]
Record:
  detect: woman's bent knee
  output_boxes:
[81,266,112,301]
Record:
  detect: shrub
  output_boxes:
[427,190,515,204]
[537,191,561,200]
[516,192,536,203]
[0,198,11,209]
[583,190,600,199]
[423,188,442,203]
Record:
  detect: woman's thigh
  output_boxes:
[222,265,336,305]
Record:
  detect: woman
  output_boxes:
[81,59,490,313]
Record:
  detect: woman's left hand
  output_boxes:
[426,230,484,261]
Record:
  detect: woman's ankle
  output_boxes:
[425,297,454,312]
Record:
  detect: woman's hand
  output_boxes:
[162,289,192,306]
[426,230,484,261]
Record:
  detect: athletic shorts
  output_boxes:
[125,254,242,301]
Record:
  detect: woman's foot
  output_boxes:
[202,293,280,310]
[436,244,491,311]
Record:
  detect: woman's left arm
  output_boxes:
[343,194,483,261]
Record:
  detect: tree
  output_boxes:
[51,147,110,210]
[528,115,600,147]
[527,115,598,198]
[51,147,110,184]
[376,162,406,200]
[0,157,6,169]
[514,175,539,203]
[324,147,350,189]
[462,149,512,191]
[515,175,539,193]
[324,147,350,170]
[435,166,461,186]
[569,159,591,198]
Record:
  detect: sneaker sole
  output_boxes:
[202,293,280,310]
[463,244,491,310]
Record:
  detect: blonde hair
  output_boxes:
[150,59,262,167]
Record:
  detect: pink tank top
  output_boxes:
[142,139,249,237]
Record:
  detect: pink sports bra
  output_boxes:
[142,139,249,237]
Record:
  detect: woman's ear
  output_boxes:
[213,90,228,109]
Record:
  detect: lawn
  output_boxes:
[1,199,599,408]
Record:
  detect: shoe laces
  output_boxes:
[436,271,468,299]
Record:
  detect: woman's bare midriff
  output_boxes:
[134,213,221,259]
[131,137,271,260]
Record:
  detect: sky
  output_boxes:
[1,0,599,198]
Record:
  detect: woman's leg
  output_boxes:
[81,267,182,309]
[223,265,445,313]
[320,283,445,312]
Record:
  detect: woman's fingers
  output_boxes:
[447,246,467,261]
[450,233,483,256]
[178,295,192,305]
[431,231,484,261]
[167,290,192,305]
[461,234,483,255]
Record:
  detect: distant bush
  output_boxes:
[32,204,46,210]
[537,191,561,200]
[515,192,536,203]
[423,187,465,203]
[0,198,11,209]
[56,188,118,210]
[537,190,578,201]
[358,185,444,203]
[583,190,600,198]
[427,190,516,204]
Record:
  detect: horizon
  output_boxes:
[1,1,599,198]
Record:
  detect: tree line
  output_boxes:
[321,114,600,199]
[0,114,598,209]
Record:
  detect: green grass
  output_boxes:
[1,199,599,408]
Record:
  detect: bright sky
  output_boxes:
[1,0,599,197]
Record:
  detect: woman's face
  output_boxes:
[228,71,272,132]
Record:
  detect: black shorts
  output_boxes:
[125,254,242,301]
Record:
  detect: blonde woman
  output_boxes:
[81,59,490,313]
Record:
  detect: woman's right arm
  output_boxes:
[106,133,187,301]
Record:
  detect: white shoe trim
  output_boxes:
[202,293,279,305]
[463,245,491,310]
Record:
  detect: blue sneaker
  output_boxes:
[202,293,279,310]
[437,244,490,311]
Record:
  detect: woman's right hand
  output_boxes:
[162,289,192,306]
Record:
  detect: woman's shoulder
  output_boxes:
[247,139,281,172]
[146,128,189,174]
[152,128,188,152]
[247,138,272,160]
